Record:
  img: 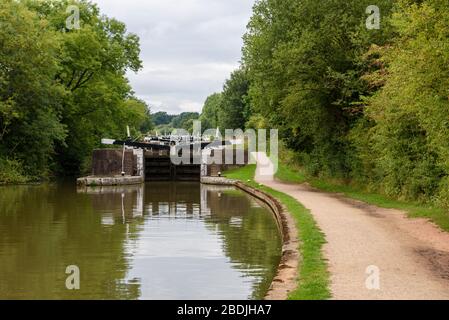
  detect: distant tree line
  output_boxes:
[0,0,153,183]
[153,111,199,134]
[200,0,449,207]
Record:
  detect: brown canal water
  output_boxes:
[0,182,282,300]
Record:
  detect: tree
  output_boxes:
[121,98,153,136]
[219,69,250,130]
[352,0,449,204]
[243,0,393,176]
[200,93,222,130]
[0,0,148,180]
[28,0,143,175]
[152,112,176,126]
[171,112,200,132]
[0,0,66,178]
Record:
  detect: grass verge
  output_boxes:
[275,162,449,233]
[224,165,331,300]
[274,162,306,184]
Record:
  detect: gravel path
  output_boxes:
[254,155,449,300]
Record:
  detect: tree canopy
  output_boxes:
[201,0,449,206]
[199,68,251,132]
[200,93,222,130]
[0,0,152,180]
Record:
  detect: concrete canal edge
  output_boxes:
[201,177,299,300]
[77,176,144,187]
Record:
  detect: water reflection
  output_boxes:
[0,182,281,300]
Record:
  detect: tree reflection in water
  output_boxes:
[0,182,281,300]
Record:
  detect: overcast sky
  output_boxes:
[94,0,255,114]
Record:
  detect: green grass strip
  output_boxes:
[224,165,331,300]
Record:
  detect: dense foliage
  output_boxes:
[202,0,449,206]
[352,0,449,205]
[152,112,177,127]
[200,68,251,132]
[0,0,152,181]
[242,0,395,177]
[199,93,222,130]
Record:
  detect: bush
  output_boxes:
[350,0,449,204]
[0,158,29,184]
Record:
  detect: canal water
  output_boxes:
[0,182,282,300]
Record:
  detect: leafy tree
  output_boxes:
[121,98,153,136]
[243,0,393,176]
[152,112,176,126]
[352,0,449,204]
[200,93,222,130]
[28,0,144,175]
[0,0,150,180]
[196,0,449,208]
[219,68,250,130]
[0,0,66,178]
[171,112,200,132]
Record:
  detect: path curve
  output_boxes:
[253,153,449,300]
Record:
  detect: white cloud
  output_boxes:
[94,0,255,114]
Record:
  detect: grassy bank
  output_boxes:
[224,165,330,300]
[275,163,449,233]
